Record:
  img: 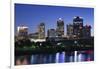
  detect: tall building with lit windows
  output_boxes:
[47,29,57,38]
[83,25,91,38]
[67,24,73,38]
[73,16,83,38]
[56,18,64,37]
[38,23,45,39]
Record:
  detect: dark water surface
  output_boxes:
[15,50,94,65]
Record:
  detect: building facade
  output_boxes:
[38,23,45,39]
[56,18,64,37]
[73,16,83,38]
[47,29,57,38]
[67,24,73,38]
[29,32,39,39]
[83,25,91,38]
[17,25,28,37]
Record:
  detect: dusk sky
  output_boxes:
[15,4,94,36]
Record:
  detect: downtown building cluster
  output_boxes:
[16,16,92,40]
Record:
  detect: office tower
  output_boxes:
[73,16,83,38]
[56,18,64,37]
[47,29,57,38]
[38,23,45,39]
[17,25,28,37]
[83,25,91,38]
[67,24,73,38]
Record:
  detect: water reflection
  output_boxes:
[15,56,29,65]
[15,50,94,65]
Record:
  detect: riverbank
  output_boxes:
[15,45,94,56]
[15,37,94,56]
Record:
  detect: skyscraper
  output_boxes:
[67,24,73,38]
[38,23,45,39]
[56,18,64,37]
[83,25,91,38]
[47,29,57,38]
[73,16,83,38]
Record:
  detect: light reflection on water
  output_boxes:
[15,50,94,65]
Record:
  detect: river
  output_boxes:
[15,50,94,65]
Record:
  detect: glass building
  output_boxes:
[73,16,83,38]
[56,18,64,37]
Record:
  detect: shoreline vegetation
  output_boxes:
[15,37,94,56]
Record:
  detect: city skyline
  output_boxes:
[15,4,94,36]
